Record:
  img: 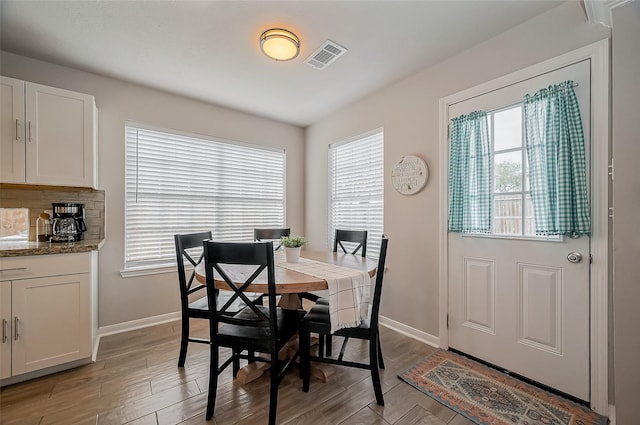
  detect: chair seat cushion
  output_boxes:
[219,306,305,351]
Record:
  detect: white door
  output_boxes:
[447,60,591,401]
[0,76,26,183]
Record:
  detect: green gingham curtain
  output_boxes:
[448,111,492,233]
[524,80,590,235]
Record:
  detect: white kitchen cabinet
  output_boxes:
[0,252,96,384]
[0,76,97,187]
[0,281,10,380]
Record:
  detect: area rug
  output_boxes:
[398,350,607,425]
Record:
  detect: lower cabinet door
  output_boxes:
[11,274,90,375]
[0,281,11,379]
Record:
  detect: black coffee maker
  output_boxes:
[50,202,87,242]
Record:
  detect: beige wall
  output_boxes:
[612,1,640,422]
[305,2,608,336]
[0,52,305,327]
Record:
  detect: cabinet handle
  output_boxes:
[2,319,7,343]
[14,317,19,341]
[28,121,32,142]
[15,119,21,141]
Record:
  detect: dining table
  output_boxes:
[194,249,377,309]
[194,249,377,383]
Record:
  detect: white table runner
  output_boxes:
[276,252,373,333]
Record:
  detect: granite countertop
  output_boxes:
[0,239,105,257]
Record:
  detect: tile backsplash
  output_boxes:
[0,184,105,241]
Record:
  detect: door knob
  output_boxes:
[567,252,583,264]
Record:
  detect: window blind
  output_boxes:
[328,130,384,258]
[124,125,285,269]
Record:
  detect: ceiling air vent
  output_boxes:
[304,40,347,70]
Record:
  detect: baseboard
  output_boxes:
[95,313,439,356]
[97,311,181,338]
[379,315,440,348]
[608,404,615,425]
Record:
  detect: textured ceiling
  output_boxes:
[0,1,565,126]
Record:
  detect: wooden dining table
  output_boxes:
[194,249,377,310]
[193,249,377,383]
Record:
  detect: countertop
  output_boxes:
[0,239,105,257]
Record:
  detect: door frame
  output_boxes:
[438,39,609,414]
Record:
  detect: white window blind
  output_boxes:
[328,130,384,258]
[124,124,285,270]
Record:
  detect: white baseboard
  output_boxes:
[608,404,615,425]
[93,312,182,358]
[98,311,181,338]
[379,315,440,348]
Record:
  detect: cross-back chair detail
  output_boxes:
[300,235,389,406]
[203,240,304,424]
[175,231,263,368]
[174,231,213,367]
[333,229,368,257]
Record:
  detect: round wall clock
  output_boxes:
[391,155,428,195]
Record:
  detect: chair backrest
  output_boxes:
[203,241,277,334]
[175,231,213,308]
[333,229,368,257]
[369,235,389,331]
[254,228,290,250]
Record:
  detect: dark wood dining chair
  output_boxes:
[203,240,305,424]
[317,228,369,355]
[254,227,290,250]
[333,229,368,257]
[299,235,389,406]
[174,231,261,367]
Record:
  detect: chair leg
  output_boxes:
[369,336,384,406]
[206,344,219,420]
[300,326,311,392]
[178,316,189,367]
[268,351,279,425]
[232,347,240,377]
[326,334,332,357]
[318,332,325,359]
[377,332,385,369]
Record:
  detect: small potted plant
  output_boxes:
[280,235,306,263]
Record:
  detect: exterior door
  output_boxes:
[447,60,591,401]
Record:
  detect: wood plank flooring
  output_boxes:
[0,318,474,425]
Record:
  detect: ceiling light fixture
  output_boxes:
[259,28,300,61]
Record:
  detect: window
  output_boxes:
[124,124,285,271]
[489,105,557,239]
[328,129,384,258]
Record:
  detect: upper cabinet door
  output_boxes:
[25,83,96,187]
[0,76,26,183]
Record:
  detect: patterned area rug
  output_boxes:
[398,350,607,425]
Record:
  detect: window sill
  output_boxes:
[120,263,177,278]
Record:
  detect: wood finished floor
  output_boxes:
[0,318,475,425]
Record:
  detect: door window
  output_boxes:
[487,105,558,239]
